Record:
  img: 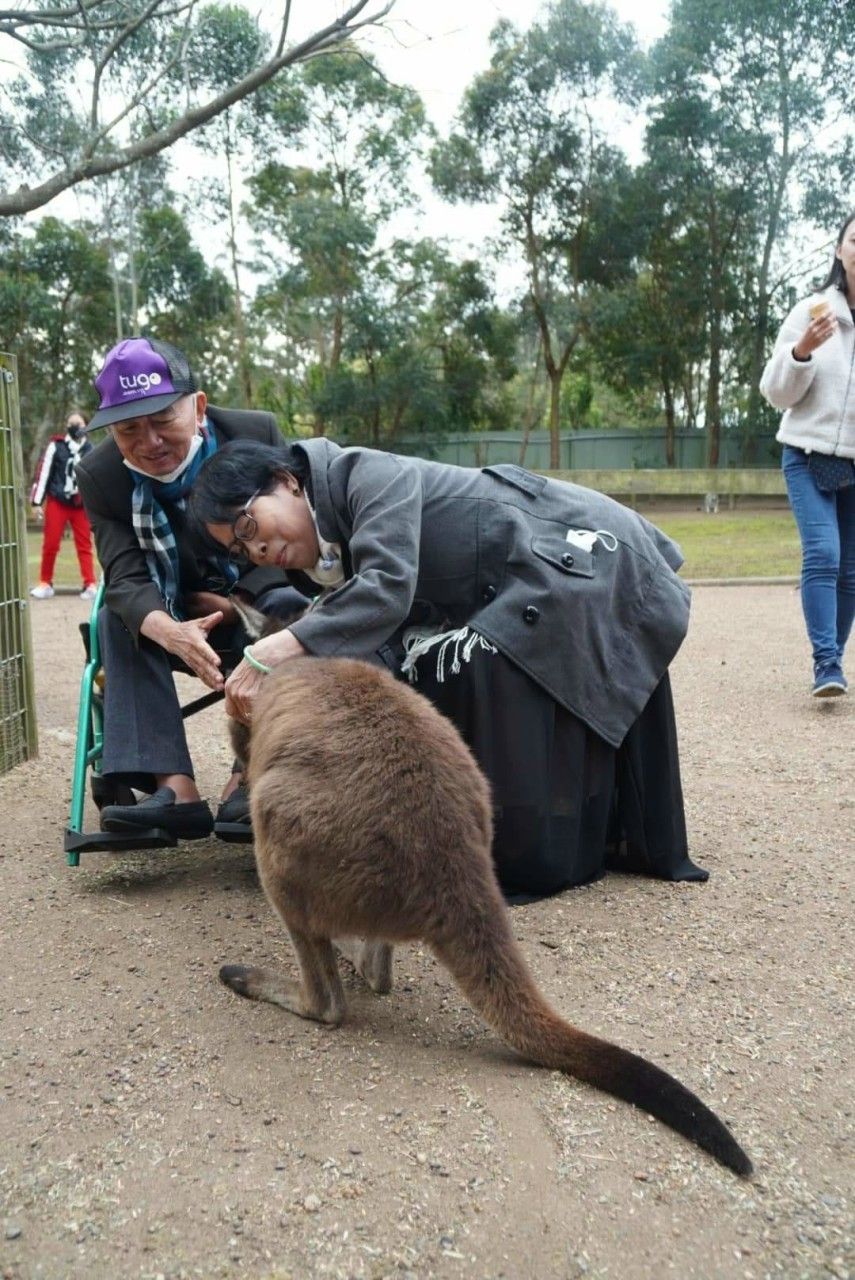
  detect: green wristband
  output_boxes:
[243,645,272,676]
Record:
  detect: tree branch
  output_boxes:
[90,0,183,133]
[0,0,194,50]
[88,2,196,152]
[0,0,396,217]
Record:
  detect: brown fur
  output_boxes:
[224,622,752,1175]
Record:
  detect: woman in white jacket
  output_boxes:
[760,211,855,697]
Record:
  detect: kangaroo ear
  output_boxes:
[231,597,268,640]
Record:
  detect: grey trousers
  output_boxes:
[98,586,308,791]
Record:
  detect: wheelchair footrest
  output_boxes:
[64,827,179,855]
[214,821,254,844]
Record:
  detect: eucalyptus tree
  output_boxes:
[414,254,517,436]
[641,85,764,465]
[587,163,710,462]
[0,0,394,218]
[649,0,855,455]
[431,0,642,467]
[331,246,517,446]
[188,5,307,404]
[0,217,114,453]
[135,205,233,369]
[247,46,431,433]
[94,152,173,339]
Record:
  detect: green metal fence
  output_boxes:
[0,353,38,773]
[395,429,781,470]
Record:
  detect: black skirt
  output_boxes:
[409,643,707,900]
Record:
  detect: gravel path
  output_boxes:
[1,585,852,1280]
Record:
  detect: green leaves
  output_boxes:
[0,0,397,216]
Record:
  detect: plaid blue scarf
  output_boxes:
[130,422,237,620]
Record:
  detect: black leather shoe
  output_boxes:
[215,783,250,825]
[101,786,214,840]
[214,784,253,842]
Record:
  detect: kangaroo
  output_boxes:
[223,603,752,1177]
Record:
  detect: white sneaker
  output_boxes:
[79,585,98,601]
[29,584,55,600]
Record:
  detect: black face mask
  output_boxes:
[67,424,84,440]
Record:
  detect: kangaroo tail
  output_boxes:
[430,911,752,1177]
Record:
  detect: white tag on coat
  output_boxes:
[565,528,619,553]
[566,529,600,553]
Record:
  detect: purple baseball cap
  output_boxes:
[88,336,197,429]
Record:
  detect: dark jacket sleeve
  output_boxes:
[288,450,423,658]
[76,459,166,638]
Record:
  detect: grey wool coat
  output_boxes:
[287,439,691,749]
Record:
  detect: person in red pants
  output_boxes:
[29,410,98,600]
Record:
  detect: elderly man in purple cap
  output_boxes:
[76,336,306,841]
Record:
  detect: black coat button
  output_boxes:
[561,551,574,568]
[482,583,497,602]
[523,605,540,624]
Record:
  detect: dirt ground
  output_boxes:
[1,585,852,1280]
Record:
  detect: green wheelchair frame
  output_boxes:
[65,581,225,865]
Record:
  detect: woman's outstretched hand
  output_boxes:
[225,628,308,724]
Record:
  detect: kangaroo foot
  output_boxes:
[334,938,394,994]
[219,962,344,1025]
[361,941,394,994]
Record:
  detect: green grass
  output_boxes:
[651,511,800,579]
[28,510,801,591]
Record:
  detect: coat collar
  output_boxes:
[292,437,354,578]
[293,437,346,543]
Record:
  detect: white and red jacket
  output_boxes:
[30,432,93,507]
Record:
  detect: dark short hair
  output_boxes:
[817,210,855,294]
[188,439,311,549]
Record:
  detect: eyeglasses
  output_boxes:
[226,487,263,561]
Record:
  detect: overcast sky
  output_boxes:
[23,0,671,295]
[360,0,669,131]
[357,0,670,287]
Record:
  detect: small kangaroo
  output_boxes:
[223,603,752,1177]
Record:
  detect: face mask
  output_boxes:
[67,424,84,441]
[123,426,204,484]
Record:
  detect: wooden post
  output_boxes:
[0,353,39,772]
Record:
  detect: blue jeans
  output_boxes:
[782,445,855,673]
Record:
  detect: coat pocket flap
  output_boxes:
[483,464,548,498]
[531,536,595,578]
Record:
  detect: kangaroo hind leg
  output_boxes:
[220,930,346,1026]
[335,938,394,994]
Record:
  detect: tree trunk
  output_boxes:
[662,373,676,467]
[127,193,139,334]
[745,41,792,453]
[225,126,252,406]
[705,201,723,469]
[548,370,561,469]
[367,354,380,446]
[705,322,722,468]
[330,305,343,372]
[107,238,124,341]
[518,343,543,466]
[101,190,124,341]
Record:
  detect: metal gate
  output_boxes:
[0,353,38,773]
